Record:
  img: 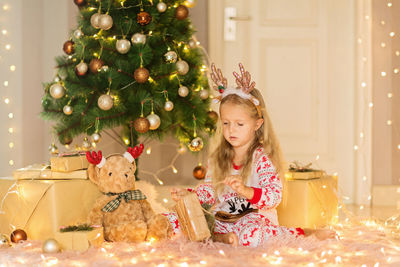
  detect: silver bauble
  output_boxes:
[90,13,101,29]
[178,86,189,97]
[73,29,84,39]
[157,2,167,12]
[176,60,189,75]
[164,100,174,111]
[99,14,113,30]
[146,113,161,130]
[48,143,59,155]
[164,51,178,63]
[91,133,101,143]
[188,38,197,48]
[131,33,146,45]
[82,137,91,150]
[42,238,60,253]
[50,83,65,99]
[0,234,10,247]
[63,105,73,115]
[116,39,131,54]
[97,94,113,110]
[199,89,209,100]
[184,0,198,8]
[75,61,88,75]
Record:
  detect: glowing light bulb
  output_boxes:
[381,71,387,77]
[219,250,225,255]
[146,148,151,154]
[357,38,362,44]
[4,81,9,87]
[124,138,129,145]
[363,176,367,181]
[9,142,14,148]
[172,166,178,173]
[361,82,366,87]
[5,44,11,50]
[163,198,168,203]
[396,51,400,56]
[398,144,400,150]
[2,29,7,35]
[387,120,392,125]
[10,65,16,71]
[4,98,10,104]
[2,4,10,10]
[365,15,370,20]
[354,145,359,150]
[8,113,13,119]
[8,128,13,133]
[388,93,393,98]
[388,2,392,7]
[381,42,386,48]
[369,102,374,108]
[394,68,399,74]
[200,261,207,265]
[360,132,364,138]
[390,32,395,37]
[9,160,14,166]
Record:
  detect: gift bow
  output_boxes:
[102,190,147,212]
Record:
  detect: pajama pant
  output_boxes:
[162,212,304,247]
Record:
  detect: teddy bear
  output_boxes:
[86,144,172,243]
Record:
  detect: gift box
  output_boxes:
[284,170,324,180]
[0,177,101,240]
[174,193,211,241]
[277,175,338,229]
[12,164,87,180]
[50,152,89,172]
[55,226,104,252]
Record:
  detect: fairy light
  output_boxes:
[4,98,9,104]
[390,32,395,37]
[1,29,6,35]
[4,81,9,86]
[5,44,11,50]
[381,42,386,48]
[369,102,374,108]
[381,71,386,77]
[10,65,16,71]
[387,92,393,98]
[394,68,399,73]
[146,147,152,154]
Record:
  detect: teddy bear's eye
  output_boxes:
[108,172,112,176]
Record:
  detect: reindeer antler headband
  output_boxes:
[86,144,144,168]
[210,63,262,117]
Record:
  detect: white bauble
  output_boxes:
[99,14,113,30]
[157,2,167,12]
[73,29,84,39]
[50,83,65,99]
[146,113,161,130]
[164,51,177,63]
[42,239,60,253]
[90,13,101,29]
[199,89,209,100]
[131,33,146,44]
[97,94,113,110]
[164,101,174,111]
[63,105,73,115]
[176,60,189,75]
[178,86,189,97]
[116,39,131,54]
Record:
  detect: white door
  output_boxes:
[208,0,356,203]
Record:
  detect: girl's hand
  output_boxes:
[170,187,190,202]
[224,175,254,199]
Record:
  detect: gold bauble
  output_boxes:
[63,105,73,115]
[91,133,101,143]
[42,238,61,253]
[48,143,59,155]
[131,33,146,44]
[10,229,27,243]
[146,113,161,130]
[63,40,75,55]
[175,5,189,20]
[207,110,219,124]
[164,100,174,111]
[157,2,167,12]
[73,29,84,39]
[49,83,65,99]
[134,67,149,83]
[116,39,131,54]
[164,51,178,63]
[184,0,198,8]
[99,14,113,30]
[98,94,113,110]
[176,60,189,75]
[89,58,104,73]
[0,234,10,247]
[134,117,150,133]
[193,165,206,179]
[178,86,189,97]
[137,11,152,25]
[199,89,209,100]
[90,13,101,29]
[188,137,203,152]
[75,61,88,76]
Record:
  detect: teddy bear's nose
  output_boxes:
[125,174,128,178]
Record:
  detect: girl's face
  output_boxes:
[220,102,264,150]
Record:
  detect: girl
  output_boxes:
[167,63,336,247]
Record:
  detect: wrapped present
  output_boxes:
[286,161,324,180]
[50,152,89,172]
[55,225,103,252]
[0,177,101,240]
[12,164,87,180]
[277,175,338,229]
[174,193,211,241]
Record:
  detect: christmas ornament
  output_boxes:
[134,117,150,133]
[63,40,75,55]
[116,39,131,54]
[188,137,203,152]
[188,38,197,48]
[177,143,187,154]
[63,105,73,115]
[74,0,86,7]
[63,136,73,145]
[90,13,101,29]
[42,238,60,253]
[100,65,109,72]
[89,58,104,73]
[75,61,88,76]
[164,100,174,111]
[10,229,27,243]
[49,83,65,99]
[184,0,198,8]
[54,76,60,82]
[157,2,167,13]
[99,14,113,30]
[0,234,10,247]
[134,67,149,83]
[207,110,219,124]
[164,51,178,63]
[131,33,146,44]
[199,89,209,100]
[176,60,189,75]
[147,113,161,130]
[73,29,84,39]
[178,86,189,97]
[98,94,113,110]
[176,5,189,20]
[49,143,59,155]
[137,11,152,25]
[91,133,101,143]
[193,165,206,179]
[82,137,91,150]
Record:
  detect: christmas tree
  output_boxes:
[41,0,216,152]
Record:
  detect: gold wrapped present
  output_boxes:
[174,193,211,241]
[50,152,89,172]
[0,177,101,240]
[12,164,87,180]
[55,226,104,252]
[277,175,338,229]
[284,171,324,180]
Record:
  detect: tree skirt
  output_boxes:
[1,219,399,267]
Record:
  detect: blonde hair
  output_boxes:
[209,89,286,195]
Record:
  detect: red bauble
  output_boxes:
[63,40,75,55]
[73,0,86,7]
[193,165,206,180]
[175,5,189,20]
[137,11,152,25]
[10,229,27,243]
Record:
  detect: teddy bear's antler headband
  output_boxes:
[86,144,144,168]
[211,63,261,117]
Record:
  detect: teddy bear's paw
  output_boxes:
[105,220,148,243]
[146,214,172,241]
